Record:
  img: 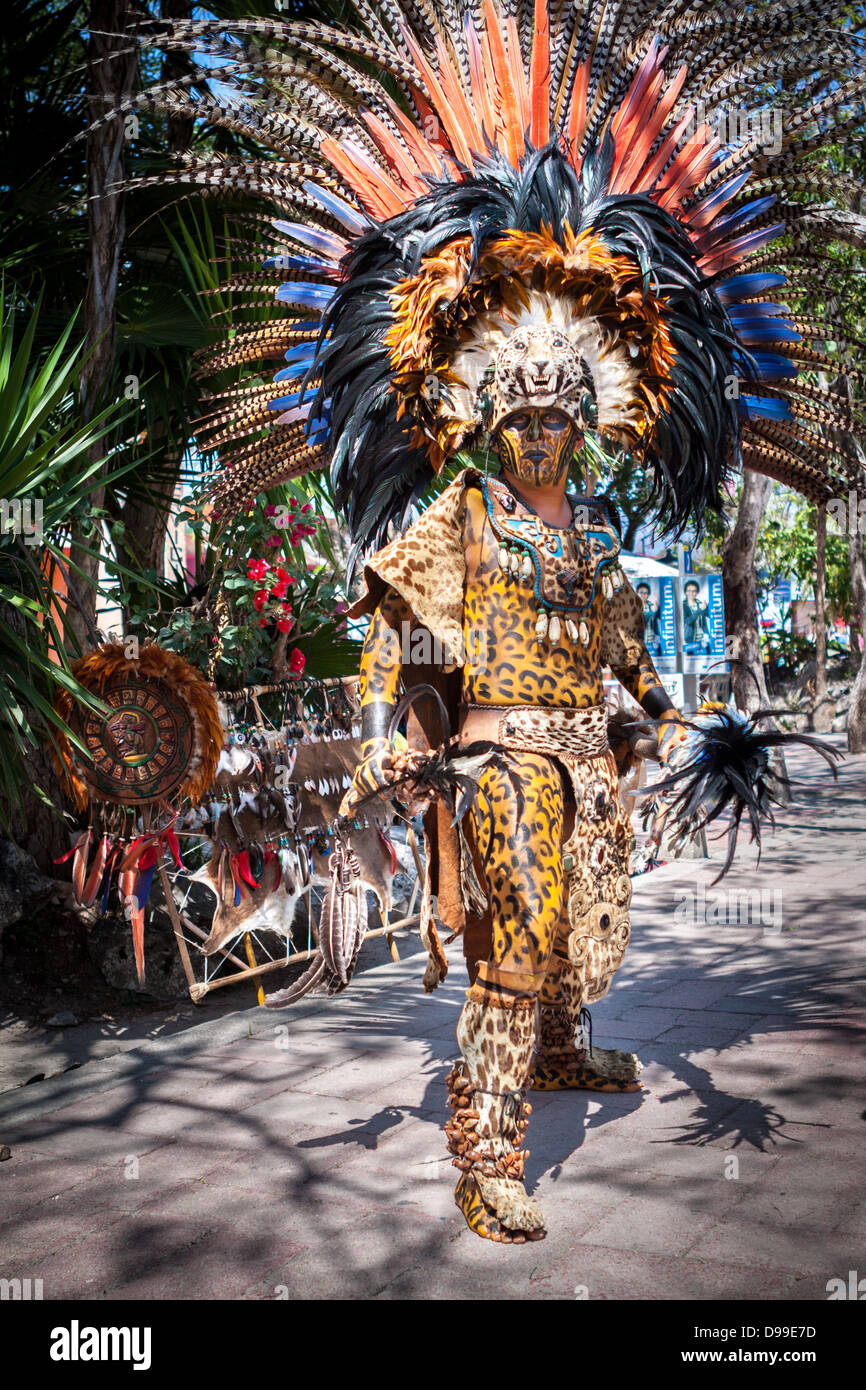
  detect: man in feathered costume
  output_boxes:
[124,0,863,1242]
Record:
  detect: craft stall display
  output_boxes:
[53,661,423,1003]
[167,676,424,1003]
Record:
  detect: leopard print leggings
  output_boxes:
[466,747,634,1010]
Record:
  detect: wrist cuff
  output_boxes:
[641,685,678,721]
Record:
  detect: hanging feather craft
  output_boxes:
[265,683,509,1008]
[52,643,222,985]
[53,642,222,811]
[88,0,866,554]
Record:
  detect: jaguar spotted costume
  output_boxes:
[346,459,683,1240]
[133,0,863,1244]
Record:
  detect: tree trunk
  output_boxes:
[721,470,773,712]
[848,527,866,751]
[812,503,834,731]
[109,427,183,600]
[66,0,137,650]
[9,745,72,874]
[105,0,192,608]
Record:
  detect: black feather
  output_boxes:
[640,709,841,884]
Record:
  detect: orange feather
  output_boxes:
[479,17,505,151]
[631,106,695,197]
[433,33,485,161]
[611,39,666,138]
[611,71,683,194]
[381,94,447,177]
[656,126,719,211]
[566,60,590,169]
[625,63,690,195]
[505,15,530,139]
[465,14,497,149]
[483,0,523,166]
[611,69,666,191]
[529,0,550,148]
[320,137,407,219]
[131,905,146,986]
[398,23,475,169]
[361,110,429,197]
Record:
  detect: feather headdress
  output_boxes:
[108,0,866,550]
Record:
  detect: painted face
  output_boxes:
[495,408,581,487]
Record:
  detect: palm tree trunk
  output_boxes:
[66,0,137,649]
[107,0,192,604]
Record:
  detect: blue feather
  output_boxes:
[735,323,802,344]
[303,180,367,235]
[717,272,788,303]
[268,391,307,412]
[709,195,777,238]
[739,351,798,380]
[274,361,314,383]
[262,252,336,274]
[275,282,335,309]
[305,415,329,441]
[101,862,114,914]
[693,171,751,223]
[136,862,156,912]
[283,341,321,364]
[737,395,794,421]
[272,218,347,259]
[727,302,790,320]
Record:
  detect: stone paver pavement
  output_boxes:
[1,739,864,1299]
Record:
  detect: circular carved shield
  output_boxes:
[69,676,195,805]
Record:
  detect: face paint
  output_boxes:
[494,408,581,487]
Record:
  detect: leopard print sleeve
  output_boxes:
[600,575,678,719]
[358,586,412,746]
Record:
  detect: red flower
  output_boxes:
[288,649,306,674]
[253,589,268,612]
[257,617,269,628]
[276,617,291,634]
[271,581,287,600]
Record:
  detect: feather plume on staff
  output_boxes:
[636,707,842,884]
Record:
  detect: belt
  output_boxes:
[457,702,609,760]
